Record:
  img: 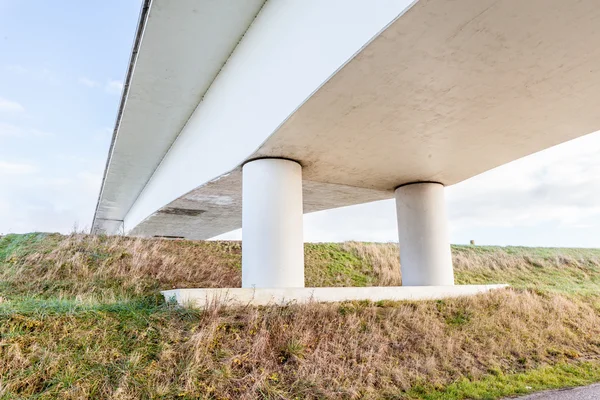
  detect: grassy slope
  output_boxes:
[1,234,600,399]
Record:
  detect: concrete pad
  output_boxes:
[161,284,509,308]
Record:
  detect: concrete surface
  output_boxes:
[161,284,509,308]
[395,183,454,286]
[511,384,600,399]
[127,167,390,240]
[93,0,415,235]
[93,0,265,232]
[94,0,600,239]
[241,159,304,288]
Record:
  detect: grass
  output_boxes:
[405,362,600,399]
[1,233,600,398]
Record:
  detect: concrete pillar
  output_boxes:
[394,182,454,286]
[242,158,304,288]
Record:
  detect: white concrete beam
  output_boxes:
[93,0,266,232]
[121,0,416,234]
[95,0,600,240]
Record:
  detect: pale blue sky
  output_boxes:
[2,1,600,247]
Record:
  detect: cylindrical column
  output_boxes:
[395,182,454,286]
[242,158,304,288]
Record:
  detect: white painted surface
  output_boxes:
[128,167,390,240]
[93,0,265,231]
[94,0,600,239]
[242,159,304,288]
[119,0,416,233]
[162,284,509,307]
[395,183,454,286]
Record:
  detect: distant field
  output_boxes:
[1,233,600,399]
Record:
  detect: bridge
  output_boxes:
[92,0,600,305]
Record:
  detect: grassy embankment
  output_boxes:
[1,233,600,399]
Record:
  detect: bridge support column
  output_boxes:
[242,158,304,288]
[395,182,454,286]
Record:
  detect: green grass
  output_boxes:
[452,245,600,295]
[305,243,374,287]
[405,362,600,400]
[1,233,600,398]
[0,232,51,261]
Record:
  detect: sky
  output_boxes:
[1,1,600,247]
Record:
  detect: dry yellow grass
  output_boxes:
[4,234,600,302]
[2,233,600,398]
[159,290,600,399]
[1,290,600,399]
[0,233,242,301]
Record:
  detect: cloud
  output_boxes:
[78,77,100,88]
[0,161,38,175]
[5,65,27,74]
[446,131,600,233]
[5,65,59,85]
[77,171,103,194]
[0,122,52,138]
[105,79,124,95]
[0,97,25,113]
[0,198,9,214]
[0,167,102,234]
[78,77,124,95]
[93,127,112,140]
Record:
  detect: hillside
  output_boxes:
[1,233,600,399]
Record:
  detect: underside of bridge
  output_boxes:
[93,0,600,305]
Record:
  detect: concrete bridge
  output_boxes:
[92,0,600,305]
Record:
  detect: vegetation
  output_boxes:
[1,233,600,399]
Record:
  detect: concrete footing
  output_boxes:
[162,284,509,308]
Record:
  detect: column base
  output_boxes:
[162,284,509,308]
